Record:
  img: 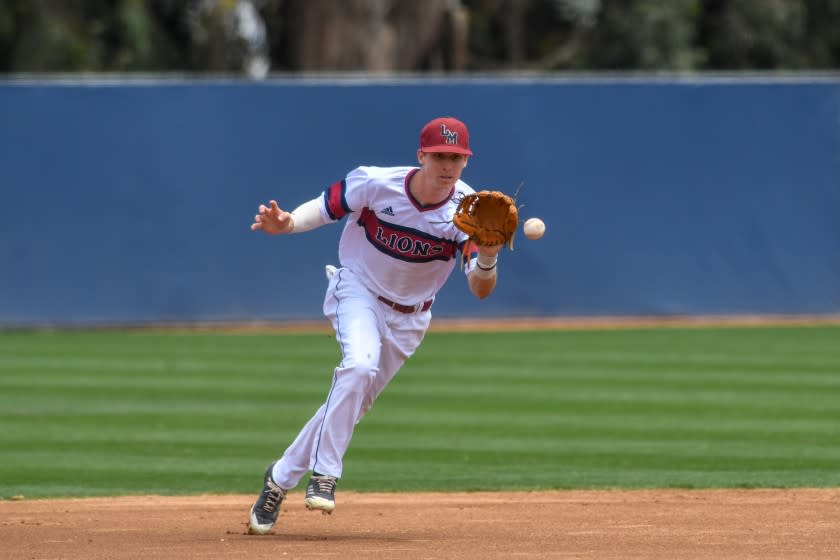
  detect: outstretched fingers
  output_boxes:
[251,201,274,231]
[250,200,291,233]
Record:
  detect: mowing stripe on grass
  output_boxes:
[1,326,838,497]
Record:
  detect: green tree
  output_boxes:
[1,0,839,74]
[0,1,191,72]
[698,0,840,69]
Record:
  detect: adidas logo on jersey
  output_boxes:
[380,206,395,216]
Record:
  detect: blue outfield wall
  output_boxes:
[1,76,839,326]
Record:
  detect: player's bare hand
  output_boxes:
[251,200,294,234]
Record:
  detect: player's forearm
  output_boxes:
[468,253,497,299]
[289,197,330,233]
[469,273,496,299]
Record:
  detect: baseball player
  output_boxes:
[247,116,503,534]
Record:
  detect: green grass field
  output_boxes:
[1,325,839,499]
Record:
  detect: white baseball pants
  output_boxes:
[271,267,431,489]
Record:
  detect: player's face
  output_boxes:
[419,151,469,189]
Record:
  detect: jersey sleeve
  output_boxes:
[322,166,373,221]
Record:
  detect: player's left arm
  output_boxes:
[467,243,502,299]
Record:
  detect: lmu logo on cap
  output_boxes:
[419,117,473,155]
[440,123,459,145]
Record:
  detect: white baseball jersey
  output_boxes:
[269,165,481,488]
[319,165,476,306]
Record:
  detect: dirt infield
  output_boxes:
[3,489,839,559]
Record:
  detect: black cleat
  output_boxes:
[304,474,337,514]
[248,461,287,534]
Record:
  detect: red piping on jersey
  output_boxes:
[324,179,351,220]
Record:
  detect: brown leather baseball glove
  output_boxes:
[453,190,519,250]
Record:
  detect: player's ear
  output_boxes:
[462,156,469,168]
[417,149,425,166]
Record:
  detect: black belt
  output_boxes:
[377,295,433,314]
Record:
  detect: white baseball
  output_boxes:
[523,217,545,240]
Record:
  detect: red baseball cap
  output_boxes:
[419,117,473,155]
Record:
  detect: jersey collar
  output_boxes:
[404,168,455,212]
